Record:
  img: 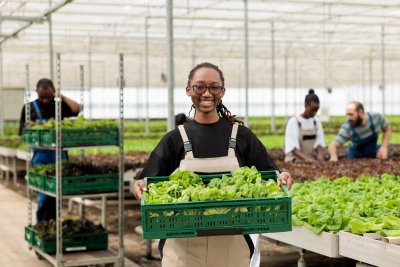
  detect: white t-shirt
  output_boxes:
[284,115,326,154]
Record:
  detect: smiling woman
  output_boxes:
[133,62,293,267]
[186,62,226,123]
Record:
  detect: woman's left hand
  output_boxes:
[277,171,293,190]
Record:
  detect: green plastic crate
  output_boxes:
[22,129,41,145]
[28,172,45,190]
[45,173,119,195]
[28,172,119,195]
[40,128,119,147]
[34,231,108,253]
[25,226,108,253]
[141,171,292,239]
[24,226,36,246]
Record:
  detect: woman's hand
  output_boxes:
[133,179,147,200]
[277,172,293,190]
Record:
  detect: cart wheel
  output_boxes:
[35,251,44,260]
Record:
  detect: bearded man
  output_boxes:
[328,101,391,161]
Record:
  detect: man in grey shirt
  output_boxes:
[328,101,391,161]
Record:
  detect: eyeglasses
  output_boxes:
[191,84,224,95]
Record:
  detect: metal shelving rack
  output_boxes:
[26,53,125,267]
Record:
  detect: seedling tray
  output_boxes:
[141,171,292,239]
[28,172,119,195]
[24,226,108,253]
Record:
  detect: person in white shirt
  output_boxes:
[284,89,325,162]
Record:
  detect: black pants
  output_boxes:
[37,195,56,222]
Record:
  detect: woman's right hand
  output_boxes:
[133,180,147,200]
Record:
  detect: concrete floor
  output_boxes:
[0,183,139,267]
[0,183,51,267]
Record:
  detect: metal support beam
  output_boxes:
[118,53,125,266]
[284,49,289,121]
[137,55,142,120]
[369,48,373,111]
[79,65,85,161]
[270,21,276,133]
[0,22,32,45]
[24,64,31,141]
[298,64,303,113]
[243,0,249,127]
[0,15,44,22]
[191,39,196,67]
[361,59,365,103]
[79,65,84,111]
[293,57,297,115]
[78,198,85,220]
[88,36,92,119]
[166,0,175,131]
[381,24,385,115]
[48,0,54,80]
[101,196,107,227]
[145,17,150,133]
[43,0,74,18]
[0,0,73,45]
[25,64,31,225]
[55,52,63,266]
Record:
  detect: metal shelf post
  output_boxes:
[55,52,63,266]
[25,64,32,227]
[118,53,125,266]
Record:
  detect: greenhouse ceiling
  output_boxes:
[1,0,400,89]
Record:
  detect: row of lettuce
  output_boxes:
[291,174,400,237]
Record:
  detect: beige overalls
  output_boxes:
[284,118,318,162]
[160,122,260,267]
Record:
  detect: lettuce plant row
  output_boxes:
[291,174,400,237]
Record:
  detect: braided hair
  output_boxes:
[187,62,243,125]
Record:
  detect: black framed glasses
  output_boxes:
[191,84,224,95]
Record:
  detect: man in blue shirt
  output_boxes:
[19,78,80,222]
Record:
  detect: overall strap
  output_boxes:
[312,118,318,132]
[296,116,316,129]
[228,122,238,156]
[367,113,376,135]
[350,113,375,141]
[178,125,194,159]
[349,122,360,140]
[32,100,44,122]
[295,117,302,128]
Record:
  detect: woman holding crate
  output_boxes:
[134,62,292,267]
